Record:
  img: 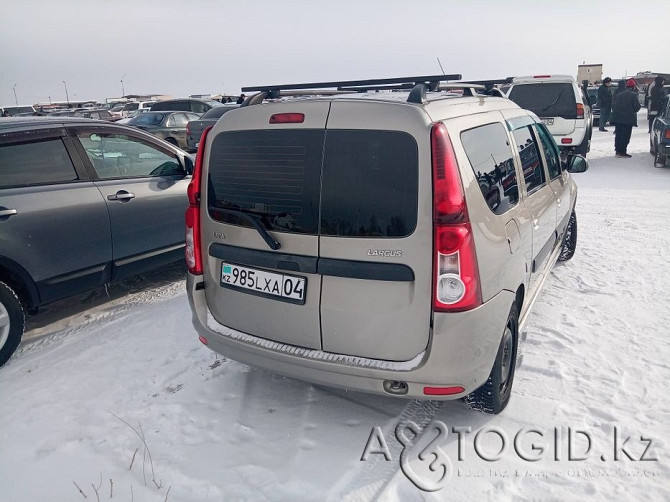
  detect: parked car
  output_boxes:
[507,75,593,156]
[0,117,194,367]
[651,95,670,167]
[1,105,36,117]
[184,75,588,414]
[150,98,222,114]
[185,104,239,152]
[126,111,201,149]
[73,109,115,121]
[108,103,127,119]
[121,101,155,118]
[586,87,600,126]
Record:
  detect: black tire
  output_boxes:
[558,211,577,262]
[574,132,590,156]
[465,301,519,414]
[654,149,667,168]
[0,281,25,367]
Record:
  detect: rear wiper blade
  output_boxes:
[210,206,281,250]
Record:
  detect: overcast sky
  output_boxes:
[1,0,668,105]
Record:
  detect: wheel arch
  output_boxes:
[0,257,40,310]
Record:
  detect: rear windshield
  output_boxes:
[207,129,418,237]
[508,83,577,119]
[201,106,236,120]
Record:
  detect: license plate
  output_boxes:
[221,263,306,304]
[541,118,554,126]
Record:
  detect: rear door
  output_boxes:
[508,82,577,135]
[319,102,432,361]
[202,102,332,350]
[0,129,111,303]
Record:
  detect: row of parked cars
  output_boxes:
[0,73,592,417]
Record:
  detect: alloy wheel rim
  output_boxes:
[0,301,10,349]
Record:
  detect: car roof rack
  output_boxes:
[240,74,512,106]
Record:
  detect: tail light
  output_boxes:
[185,126,213,275]
[665,129,670,140]
[576,103,585,119]
[431,122,481,312]
[186,122,191,135]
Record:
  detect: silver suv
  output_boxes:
[185,75,588,414]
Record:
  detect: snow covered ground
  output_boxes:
[1,117,669,501]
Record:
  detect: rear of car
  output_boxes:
[185,105,238,152]
[185,93,527,407]
[507,75,592,155]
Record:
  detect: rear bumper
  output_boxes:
[186,272,515,400]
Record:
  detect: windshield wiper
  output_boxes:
[210,206,281,250]
[541,88,566,112]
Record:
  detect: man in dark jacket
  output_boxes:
[597,77,613,131]
[609,79,641,158]
[647,76,666,133]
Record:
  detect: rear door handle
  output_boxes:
[0,208,18,218]
[107,190,135,202]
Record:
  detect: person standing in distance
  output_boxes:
[609,79,641,158]
[647,76,666,133]
[597,77,613,131]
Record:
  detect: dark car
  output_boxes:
[0,117,194,366]
[586,87,601,126]
[185,104,239,152]
[126,111,201,149]
[651,95,670,167]
[150,98,222,114]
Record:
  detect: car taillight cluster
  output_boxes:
[185,126,213,275]
[576,103,585,119]
[431,122,482,312]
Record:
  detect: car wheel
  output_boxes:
[465,301,519,414]
[655,151,667,168]
[0,281,25,367]
[558,211,577,262]
[575,133,590,156]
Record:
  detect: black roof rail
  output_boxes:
[241,74,462,93]
[239,74,513,106]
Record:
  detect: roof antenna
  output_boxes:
[436,57,446,74]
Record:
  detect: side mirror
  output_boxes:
[567,154,588,173]
[182,154,195,175]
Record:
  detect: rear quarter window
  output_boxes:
[0,138,78,187]
[509,83,578,119]
[461,122,519,214]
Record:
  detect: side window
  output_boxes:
[460,122,519,214]
[0,138,78,187]
[171,113,188,127]
[512,126,546,193]
[192,102,206,114]
[77,132,183,179]
[166,114,177,127]
[533,124,561,179]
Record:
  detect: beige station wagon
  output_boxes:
[185,75,588,414]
